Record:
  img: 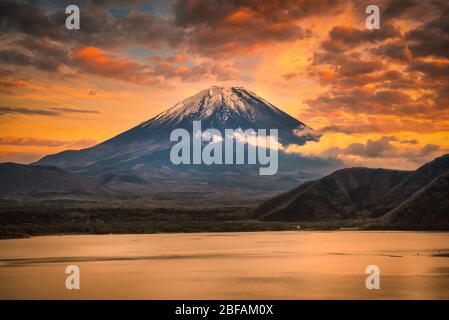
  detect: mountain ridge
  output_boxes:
[381,171,449,228]
[2,155,448,230]
[255,154,449,229]
[255,167,410,221]
[368,153,449,217]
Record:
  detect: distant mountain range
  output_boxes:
[1,154,448,229]
[255,154,449,229]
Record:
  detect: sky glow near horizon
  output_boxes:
[0,0,448,170]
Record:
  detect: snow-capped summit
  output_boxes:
[36,86,320,169]
[143,86,276,124]
[136,85,318,144]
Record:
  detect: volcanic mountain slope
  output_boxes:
[367,154,449,217]
[254,167,409,221]
[381,171,449,229]
[255,154,449,228]
[35,86,320,171]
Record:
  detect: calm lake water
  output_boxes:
[0,231,448,299]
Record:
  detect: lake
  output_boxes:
[0,231,448,299]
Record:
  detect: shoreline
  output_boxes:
[2,221,449,240]
[2,206,448,240]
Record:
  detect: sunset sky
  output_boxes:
[1,0,448,170]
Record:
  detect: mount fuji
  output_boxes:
[36,86,321,173]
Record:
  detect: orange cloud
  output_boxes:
[73,47,153,85]
[225,8,254,24]
[0,79,28,90]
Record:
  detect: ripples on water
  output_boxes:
[0,231,448,299]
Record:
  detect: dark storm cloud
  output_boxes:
[49,107,100,114]
[325,136,441,162]
[0,0,222,84]
[400,139,418,145]
[0,38,70,73]
[371,41,412,63]
[173,0,236,26]
[375,70,419,90]
[0,106,99,116]
[341,136,397,158]
[0,79,28,94]
[0,49,32,66]
[418,144,440,156]
[70,46,236,84]
[2,3,174,84]
[383,0,419,18]
[436,84,449,103]
[19,36,71,71]
[278,152,344,174]
[313,52,384,78]
[337,59,383,77]
[0,0,347,69]
[305,88,431,116]
[405,3,449,59]
[351,0,436,22]
[185,21,311,56]
[59,9,183,49]
[305,0,449,126]
[408,60,449,78]
[320,124,382,134]
[0,106,59,116]
[0,0,183,49]
[0,0,60,37]
[0,136,96,147]
[110,11,183,48]
[172,0,344,56]
[321,24,401,53]
[173,0,344,26]
[402,143,441,164]
[151,61,236,81]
